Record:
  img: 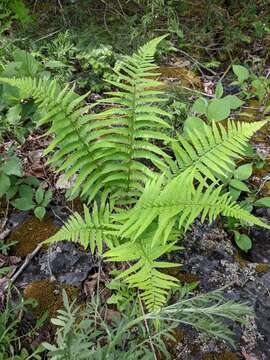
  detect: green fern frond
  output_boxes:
[169,120,268,182]
[84,35,172,200]
[44,203,118,254]
[118,170,270,245]
[104,238,181,311]
[0,76,102,198]
[0,36,172,203]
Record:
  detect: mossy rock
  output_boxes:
[9,217,58,257]
[23,279,78,319]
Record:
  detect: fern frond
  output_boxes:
[0,36,172,203]
[82,35,172,201]
[104,239,181,311]
[44,203,118,254]
[169,120,268,182]
[0,76,104,198]
[118,171,270,245]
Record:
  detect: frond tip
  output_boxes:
[104,239,181,312]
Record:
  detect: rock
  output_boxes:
[16,241,95,287]
[169,222,270,358]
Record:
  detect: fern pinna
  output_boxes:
[1,38,269,312]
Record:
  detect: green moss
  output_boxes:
[255,263,269,273]
[234,251,249,268]
[164,268,199,284]
[23,279,78,318]
[177,273,199,284]
[9,217,58,257]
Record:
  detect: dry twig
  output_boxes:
[3,243,43,291]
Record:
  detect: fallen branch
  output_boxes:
[0,228,11,241]
[3,243,43,291]
[0,200,9,232]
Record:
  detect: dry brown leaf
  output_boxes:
[83,278,97,297]
[105,308,120,322]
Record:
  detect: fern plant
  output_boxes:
[0,36,171,204]
[1,37,269,316]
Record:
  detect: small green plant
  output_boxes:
[0,285,43,360]
[222,161,270,251]
[0,149,52,220]
[75,44,117,92]
[12,186,53,220]
[0,49,50,142]
[106,272,137,312]
[33,32,117,93]
[43,286,253,358]
[190,80,243,127]
[232,64,270,104]
[0,239,17,256]
[228,163,253,201]
[42,289,170,359]
[0,0,31,34]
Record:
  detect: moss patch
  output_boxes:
[234,251,249,268]
[177,273,199,284]
[255,263,269,273]
[202,352,240,360]
[23,279,78,318]
[9,217,58,257]
[158,66,202,89]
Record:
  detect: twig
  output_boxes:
[32,29,62,43]
[103,2,111,35]
[256,174,270,195]
[116,0,127,19]
[0,229,11,241]
[0,200,9,232]
[94,259,102,329]
[220,62,233,82]
[57,0,68,26]
[175,49,217,76]
[181,86,215,98]
[51,207,65,225]
[4,243,43,291]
